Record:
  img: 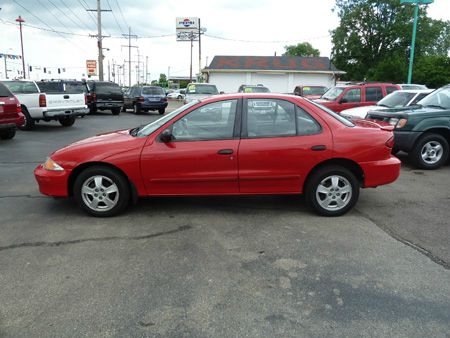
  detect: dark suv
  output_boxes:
[123,86,168,114]
[87,81,124,115]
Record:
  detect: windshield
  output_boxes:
[418,87,450,109]
[377,91,416,108]
[243,86,270,93]
[186,84,218,95]
[142,87,165,95]
[303,86,327,95]
[37,82,63,93]
[0,83,13,97]
[136,100,199,137]
[322,87,345,101]
[305,98,355,127]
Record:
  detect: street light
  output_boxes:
[400,0,434,84]
[15,15,26,79]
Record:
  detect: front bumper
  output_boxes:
[360,156,401,188]
[393,130,422,153]
[34,164,70,197]
[44,107,89,118]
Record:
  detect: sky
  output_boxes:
[0,0,449,85]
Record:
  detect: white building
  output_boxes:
[203,55,345,94]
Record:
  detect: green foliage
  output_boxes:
[331,0,450,83]
[158,73,168,88]
[413,55,450,88]
[283,42,320,57]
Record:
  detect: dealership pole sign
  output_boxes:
[86,59,97,76]
[176,17,199,41]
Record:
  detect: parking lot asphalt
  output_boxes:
[1,102,449,337]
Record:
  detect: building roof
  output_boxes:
[205,55,344,74]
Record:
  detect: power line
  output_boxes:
[204,33,330,43]
[59,0,95,31]
[105,0,125,34]
[46,0,89,32]
[113,0,128,31]
[11,0,90,53]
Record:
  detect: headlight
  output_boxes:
[389,118,408,128]
[43,158,64,171]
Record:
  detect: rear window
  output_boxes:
[0,83,13,97]
[3,81,38,94]
[37,82,64,93]
[142,87,165,95]
[306,98,355,127]
[243,86,270,93]
[303,86,327,95]
[186,84,219,95]
[65,82,88,94]
[91,82,122,95]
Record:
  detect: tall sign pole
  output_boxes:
[176,17,200,83]
[15,16,26,79]
[401,0,434,84]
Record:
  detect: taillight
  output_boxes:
[84,94,87,105]
[138,96,145,102]
[92,93,96,102]
[385,136,395,148]
[39,94,46,107]
[16,104,22,113]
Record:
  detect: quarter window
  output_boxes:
[247,99,296,138]
[171,100,237,141]
[365,87,383,101]
[386,86,399,95]
[296,106,321,135]
[343,88,361,103]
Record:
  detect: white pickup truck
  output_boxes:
[1,80,88,130]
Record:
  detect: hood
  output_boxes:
[51,129,146,168]
[367,105,449,119]
[341,105,379,118]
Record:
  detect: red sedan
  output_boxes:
[35,93,401,217]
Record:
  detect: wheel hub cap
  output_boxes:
[81,175,119,212]
[316,175,352,211]
[421,141,443,164]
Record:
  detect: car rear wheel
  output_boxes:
[18,107,35,131]
[305,165,359,216]
[158,108,165,115]
[111,107,121,115]
[177,95,182,100]
[0,129,16,140]
[74,166,130,217]
[59,116,76,127]
[410,133,449,169]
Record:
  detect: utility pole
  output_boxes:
[15,16,26,79]
[107,59,110,81]
[87,0,111,81]
[189,32,194,82]
[122,27,137,87]
[145,56,148,84]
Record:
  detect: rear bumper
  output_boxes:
[0,114,25,128]
[93,101,123,109]
[140,102,168,110]
[44,107,89,118]
[393,130,422,153]
[34,165,70,197]
[360,156,401,188]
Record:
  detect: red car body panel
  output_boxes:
[35,93,401,199]
[314,84,401,113]
[0,95,24,129]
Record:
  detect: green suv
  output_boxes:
[367,84,450,169]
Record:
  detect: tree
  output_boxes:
[331,0,450,81]
[158,73,168,88]
[283,42,320,57]
[414,55,450,88]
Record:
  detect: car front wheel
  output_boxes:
[59,116,75,127]
[0,129,16,140]
[305,165,359,217]
[74,166,130,217]
[410,133,449,169]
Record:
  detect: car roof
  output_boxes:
[393,89,433,94]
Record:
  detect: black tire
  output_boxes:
[18,107,35,131]
[158,108,165,115]
[121,105,126,112]
[409,133,449,170]
[59,116,76,127]
[177,95,182,100]
[133,103,141,115]
[89,107,97,114]
[391,147,400,155]
[111,107,121,115]
[304,165,360,217]
[73,165,130,217]
[0,129,16,140]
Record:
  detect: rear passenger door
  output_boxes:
[364,86,383,105]
[238,98,332,193]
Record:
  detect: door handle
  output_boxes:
[63,95,70,99]
[311,145,327,151]
[217,149,234,155]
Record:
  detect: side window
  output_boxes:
[365,87,383,101]
[386,86,398,95]
[343,88,361,103]
[247,99,296,138]
[172,100,237,141]
[296,106,322,136]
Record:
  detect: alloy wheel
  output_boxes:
[315,175,352,211]
[81,175,119,212]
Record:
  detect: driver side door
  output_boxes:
[140,99,241,195]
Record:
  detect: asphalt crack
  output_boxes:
[0,225,192,252]
[356,208,450,270]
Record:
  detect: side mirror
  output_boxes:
[160,129,173,143]
[339,98,348,104]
